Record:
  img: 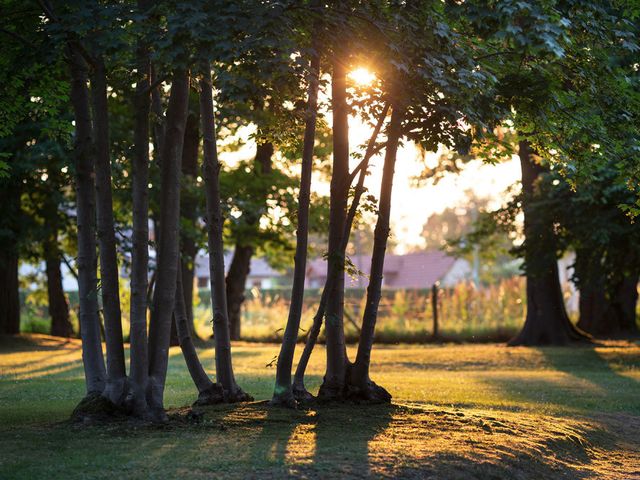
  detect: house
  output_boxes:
[194,253,281,289]
[305,251,472,289]
[194,250,472,291]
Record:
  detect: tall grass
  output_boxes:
[22,277,571,343]
[192,277,529,343]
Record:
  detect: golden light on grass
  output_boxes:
[349,67,376,86]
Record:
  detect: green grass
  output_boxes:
[1,334,639,478]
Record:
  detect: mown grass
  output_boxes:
[1,335,639,479]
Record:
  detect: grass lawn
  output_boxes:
[1,334,639,479]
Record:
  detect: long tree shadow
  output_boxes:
[309,403,395,477]
[486,343,639,415]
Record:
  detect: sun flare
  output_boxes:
[349,67,376,86]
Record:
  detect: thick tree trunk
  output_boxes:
[45,235,73,338]
[226,243,253,341]
[68,46,106,394]
[608,272,639,335]
[225,141,274,340]
[348,108,403,403]
[576,247,609,335]
[90,57,127,404]
[271,36,321,406]
[318,59,350,401]
[146,69,190,418]
[200,63,251,403]
[509,140,588,346]
[293,103,389,399]
[0,251,20,335]
[128,4,152,416]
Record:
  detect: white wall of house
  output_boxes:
[441,259,472,287]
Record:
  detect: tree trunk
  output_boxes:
[509,140,588,346]
[200,63,251,403]
[293,103,389,399]
[128,2,152,416]
[146,69,190,418]
[318,59,350,401]
[0,251,20,335]
[68,46,106,394]
[45,234,73,338]
[576,247,609,335]
[348,108,403,403]
[174,261,223,404]
[608,271,639,335]
[226,243,253,341]
[225,141,274,340]
[271,32,321,406]
[170,96,201,346]
[90,57,127,404]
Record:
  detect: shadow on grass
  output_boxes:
[485,344,639,415]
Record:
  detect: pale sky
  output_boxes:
[219,119,521,254]
[217,68,522,254]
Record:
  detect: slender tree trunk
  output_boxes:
[128,2,152,416]
[0,251,20,335]
[225,141,274,340]
[68,46,106,394]
[179,99,200,337]
[146,69,190,418]
[174,262,223,404]
[349,108,403,402]
[318,59,350,401]
[226,243,253,341]
[509,140,589,346]
[90,57,127,404]
[45,233,73,338]
[270,33,321,407]
[293,103,389,399]
[200,63,251,403]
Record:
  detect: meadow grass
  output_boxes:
[1,334,639,478]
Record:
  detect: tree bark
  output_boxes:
[200,63,251,403]
[509,140,589,346]
[318,59,350,401]
[271,31,321,407]
[146,69,190,417]
[45,234,73,338]
[225,141,274,340]
[226,243,253,341]
[90,57,127,404]
[348,108,403,403]
[68,45,106,394]
[292,103,389,399]
[0,251,20,335]
[170,96,201,346]
[174,261,223,404]
[128,1,152,416]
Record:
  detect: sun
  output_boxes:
[348,67,376,86]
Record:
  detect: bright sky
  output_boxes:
[218,68,523,254]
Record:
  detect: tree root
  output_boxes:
[292,383,315,404]
[194,383,253,405]
[70,392,129,423]
[345,379,392,404]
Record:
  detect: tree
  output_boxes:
[272,0,322,406]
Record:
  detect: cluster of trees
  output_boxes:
[0,0,637,419]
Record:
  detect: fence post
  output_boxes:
[431,282,439,339]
